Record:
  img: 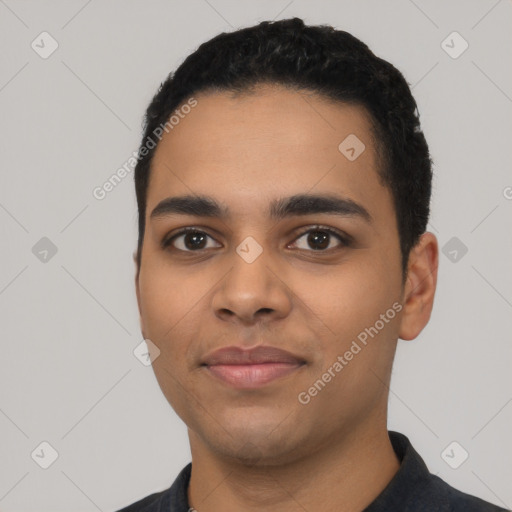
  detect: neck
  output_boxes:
[187,416,400,512]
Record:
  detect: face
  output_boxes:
[135,85,430,466]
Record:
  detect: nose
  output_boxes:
[211,243,293,327]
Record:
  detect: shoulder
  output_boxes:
[113,463,192,512]
[114,488,170,512]
[383,432,508,512]
[413,472,509,511]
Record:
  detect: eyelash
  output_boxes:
[161,225,352,253]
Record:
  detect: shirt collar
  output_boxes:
[363,430,432,510]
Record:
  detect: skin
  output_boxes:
[135,84,438,512]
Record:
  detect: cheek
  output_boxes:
[138,263,196,359]
[138,264,199,412]
[297,257,395,330]
[292,253,401,373]
[294,268,400,423]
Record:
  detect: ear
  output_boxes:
[133,249,146,339]
[398,232,439,341]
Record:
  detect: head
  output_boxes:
[134,18,438,465]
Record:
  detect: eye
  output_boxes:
[289,226,351,251]
[162,225,351,254]
[162,228,221,252]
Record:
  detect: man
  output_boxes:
[117,17,508,512]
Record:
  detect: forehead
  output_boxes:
[148,85,393,226]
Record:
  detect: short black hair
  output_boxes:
[134,17,433,282]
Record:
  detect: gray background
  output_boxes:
[0,0,511,511]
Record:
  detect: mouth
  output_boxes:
[204,361,305,389]
[201,345,307,389]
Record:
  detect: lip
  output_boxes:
[202,345,306,389]
[202,345,305,366]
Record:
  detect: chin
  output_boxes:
[208,423,302,467]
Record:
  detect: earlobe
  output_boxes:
[398,232,439,341]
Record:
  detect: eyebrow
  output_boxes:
[150,193,372,224]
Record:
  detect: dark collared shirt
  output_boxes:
[116,431,509,511]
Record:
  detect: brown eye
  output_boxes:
[291,227,350,251]
[163,229,221,252]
